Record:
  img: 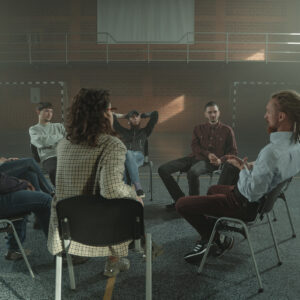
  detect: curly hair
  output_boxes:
[65,88,116,146]
[272,90,300,143]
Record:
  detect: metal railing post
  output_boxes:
[186,32,189,64]
[28,33,32,64]
[187,43,189,64]
[65,32,68,64]
[265,33,268,64]
[226,32,229,63]
[106,34,109,64]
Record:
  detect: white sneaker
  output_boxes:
[104,258,130,277]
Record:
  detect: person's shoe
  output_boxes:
[152,241,164,258]
[214,235,234,257]
[184,241,210,264]
[142,241,164,260]
[136,189,145,198]
[165,203,176,210]
[5,249,31,261]
[103,258,130,277]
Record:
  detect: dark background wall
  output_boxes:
[1,0,300,162]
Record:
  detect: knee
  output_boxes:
[175,196,188,213]
[125,151,134,162]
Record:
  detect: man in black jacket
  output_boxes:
[113,110,158,197]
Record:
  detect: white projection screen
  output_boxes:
[97,0,194,44]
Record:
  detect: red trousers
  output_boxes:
[176,185,256,241]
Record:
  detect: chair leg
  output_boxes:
[266,214,282,265]
[55,255,63,300]
[206,174,213,193]
[241,223,264,293]
[149,162,153,201]
[134,239,142,253]
[66,253,76,290]
[281,194,296,237]
[8,220,35,279]
[145,233,152,300]
[197,221,218,274]
[63,240,76,290]
[176,172,181,184]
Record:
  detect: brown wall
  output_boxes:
[1,0,300,159]
[1,62,299,132]
[0,0,299,63]
[1,0,296,34]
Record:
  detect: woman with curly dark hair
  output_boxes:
[47,88,140,277]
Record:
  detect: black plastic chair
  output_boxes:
[197,179,291,293]
[0,213,34,278]
[54,195,152,300]
[271,177,296,238]
[30,143,40,163]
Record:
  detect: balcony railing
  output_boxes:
[1,31,300,64]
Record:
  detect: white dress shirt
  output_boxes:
[238,131,300,202]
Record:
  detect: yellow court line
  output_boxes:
[103,276,116,300]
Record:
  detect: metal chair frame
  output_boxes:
[271,178,296,238]
[0,214,34,278]
[197,179,291,293]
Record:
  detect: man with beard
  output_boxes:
[176,90,300,264]
[158,101,237,209]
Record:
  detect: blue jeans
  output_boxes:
[0,190,52,251]
[0,158,54,194]
[124,150,144,189]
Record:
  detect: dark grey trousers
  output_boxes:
[158,156,217,203]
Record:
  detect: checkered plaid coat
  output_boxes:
[47,134,138,257]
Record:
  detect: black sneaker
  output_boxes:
[165,203,176,210]
[136,189,145,198]
[184,241,208,264]
[214,235,234,257]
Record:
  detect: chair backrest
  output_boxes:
[30,144,40,163]
[56,195,144,247]
[258,178,291,219]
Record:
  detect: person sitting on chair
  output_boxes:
[158,101,237,210]
[176,90,300,264]
[47,88,144,277]
[113,109,158,198]
[29,102,65,186]
[0,172,52,260]
[0,156,54,195]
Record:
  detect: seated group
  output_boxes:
[1,88,300,277]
